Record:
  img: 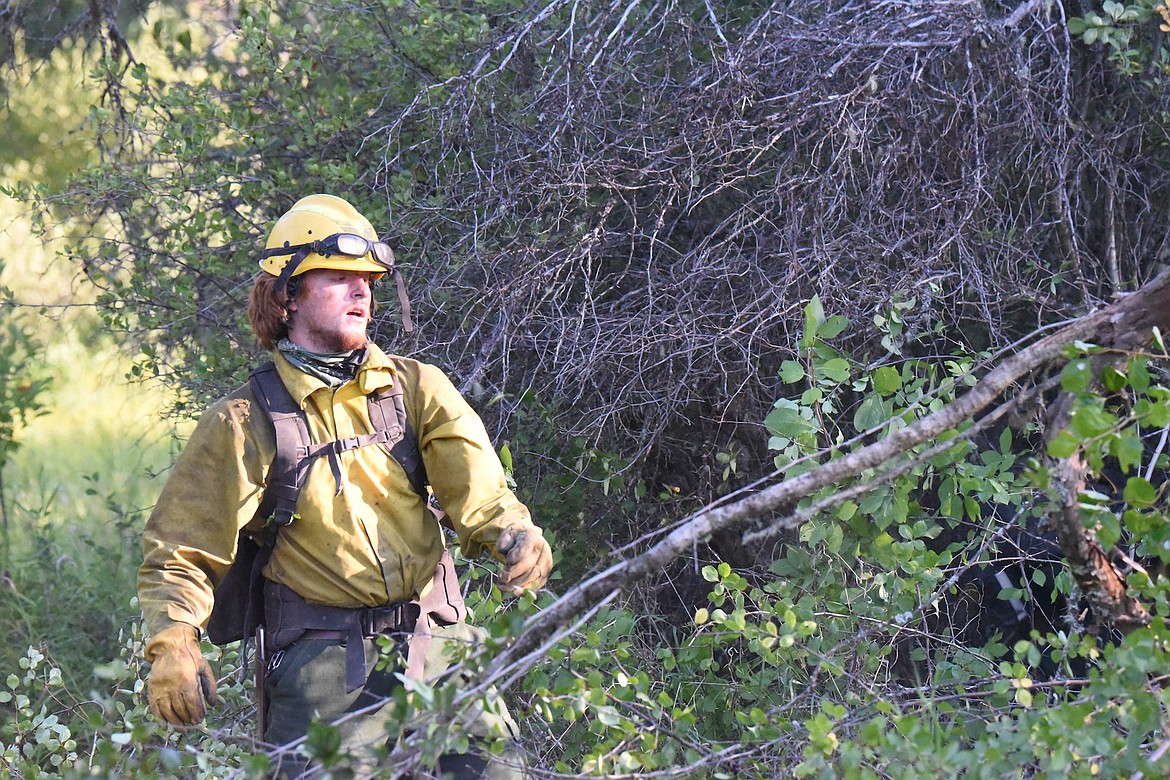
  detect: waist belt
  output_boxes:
[263,580,421,692]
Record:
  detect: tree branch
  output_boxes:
[491,269,1170,672]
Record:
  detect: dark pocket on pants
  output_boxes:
[265,639,350,747]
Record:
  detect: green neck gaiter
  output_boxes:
[277,339,367,387]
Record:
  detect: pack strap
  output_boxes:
[249,362,313,526]
[368,381,428,498]
[300,425,404,497]
[249,360,428,522]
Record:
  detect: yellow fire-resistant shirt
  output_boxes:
[137,345,535,636]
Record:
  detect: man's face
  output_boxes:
[286,269,374,353]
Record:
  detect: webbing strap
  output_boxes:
[300,426,402,496]
[250,363,313,526]
[248,360,429,526]
[273,245,312,298]
[368,382,428,498]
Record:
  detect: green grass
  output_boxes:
[1,328,186,690]
[6,335,181,519]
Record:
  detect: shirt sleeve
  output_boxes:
[409,362,536,559]
[137,395,270,636]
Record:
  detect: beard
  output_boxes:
[293,317,370,353]
[322,327,368,353]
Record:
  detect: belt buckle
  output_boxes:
[362,602,404,636]
[384,603,403,632]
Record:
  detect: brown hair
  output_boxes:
[247,273,290,351]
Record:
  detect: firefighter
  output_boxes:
[137,194,552,777]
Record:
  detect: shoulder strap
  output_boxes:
[249,360,431,527]
[368,382,428,498]
[249,361,315,526]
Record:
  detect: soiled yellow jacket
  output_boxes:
[138,345,534,636]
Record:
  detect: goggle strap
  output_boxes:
[261,244,307,259]
[393,268,414,333]
[274,245,312,299]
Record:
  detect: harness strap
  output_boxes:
[301,426,403,497]
[369,381,429,499]
[273,245,312,298]
[249,360,427,518]
[250,363,314,526]
[392,268,415,333]
[264,580,421,691]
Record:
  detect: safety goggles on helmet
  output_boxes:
[262,232,398,310]
[261,232,396,269]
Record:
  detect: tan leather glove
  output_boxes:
[145,624,218,727]
[496,524,553,594]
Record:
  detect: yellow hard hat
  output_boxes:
[260,194,415,332]
[260,194,394,283]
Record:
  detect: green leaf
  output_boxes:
[1101,366,1127,392]
[765,402,815,438]
[1060,359,1093,393]
[872,366,902,396]
[1046,430,1080,458]
[1124,477,1158,508]
[1113,428,1144,473]
[1092,507,1122,549]
[818,358,851,384]
[1069,404,1117,439]
[802,296,826,347]
[819,315,849,340]
[780,360,806,383]
[303,722,342,759]
[1129,356,1151,392]
[854,394,890,433]
[801,386,823,405]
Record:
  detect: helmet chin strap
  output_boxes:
[392,268,414,333]
[274,246,312,299]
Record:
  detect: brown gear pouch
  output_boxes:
[418,549,467,625]
[405,549,467,679]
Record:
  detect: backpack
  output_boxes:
[204,359,440,646]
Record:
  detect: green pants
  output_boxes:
[264,623,526,779]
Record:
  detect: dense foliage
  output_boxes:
[49,0,1170,460]
[6,0,1170,777]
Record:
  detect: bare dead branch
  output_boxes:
[485,268,1170,674]
[1049,452,1150,632]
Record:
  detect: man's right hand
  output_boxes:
[145,624,218,726]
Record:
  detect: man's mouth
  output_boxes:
[347,308,368,319]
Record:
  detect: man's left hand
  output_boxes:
[496,525,552,595]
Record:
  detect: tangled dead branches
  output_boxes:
[369,0,1170,477]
